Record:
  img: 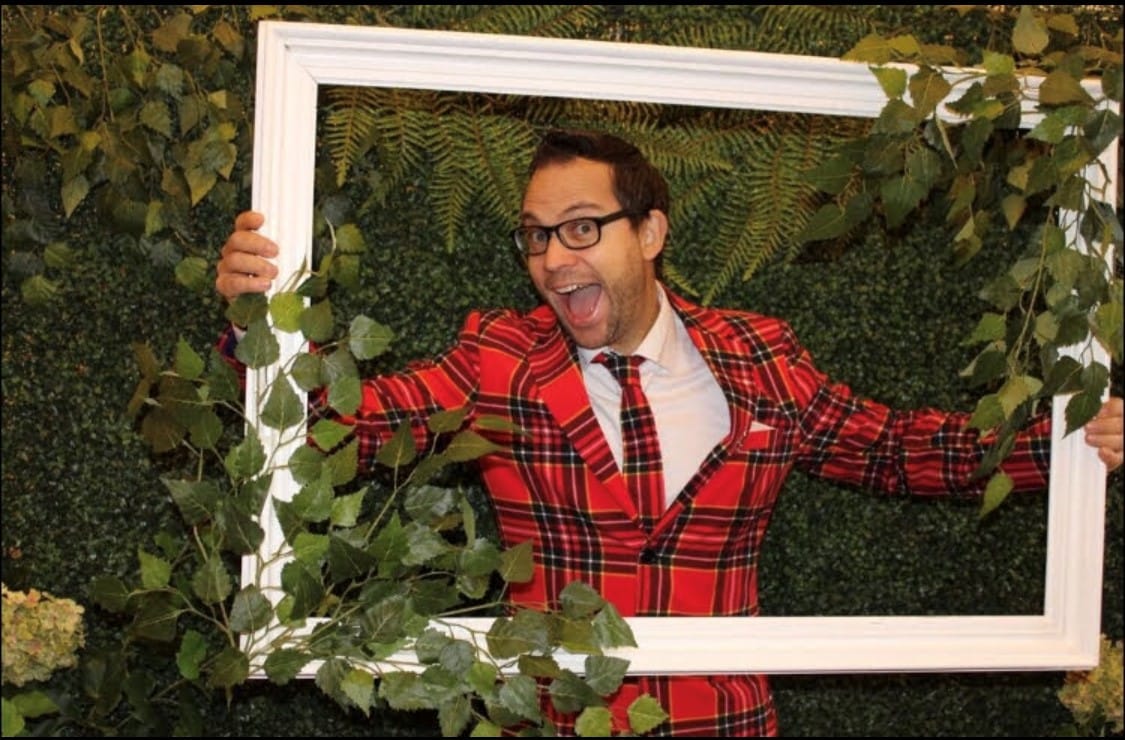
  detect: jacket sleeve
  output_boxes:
[774,322,1051,497]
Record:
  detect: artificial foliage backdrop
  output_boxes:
[2,5,1122,737]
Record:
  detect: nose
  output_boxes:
[541,231,577,271]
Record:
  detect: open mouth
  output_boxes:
[556,283,603,324]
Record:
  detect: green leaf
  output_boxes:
[61,173,90,218]
[207,647,250,690]
[227,293,269,329]
[843,33,896,64]
[962,313,1007,345]
[330,488,366,527]
[225,428,266,479]
[439,694,473,737]
[560,581,605,619]
[130,592,181,642]
[235,318,280,369]
[229,586,274,634]
[880,174,928,230]
[997,374,1043,417]
[292,531,329,564]
[291,352,324,391]
[979,471,1014,519]
[311,418,353,451]
[2,697,26,737]
[908,66,951,119]
[192,555,232,604]
[380,671,437,711]
[90,576,130,613]
[967,394,1005,432]
[548,670,603,715]
[10,690,60,720]
[263,649,312,686]
[628,693,670,735]
[327,375,361,416]
[280,559,324,620]
[269,291,306,333]
[1093,300,1123,361]
[348,314,394,359]
[518,654,562,679]
[260,376,304,430]
[592,602,636,649]
[1039,70,1094,106]
[872,66,907,99]
[138,548,172,589]
[468,661,499,697]
[981,51,1015,76]
[498,674,541,722]
[486,611,550,659]
[1012,6,1049,55]
[1000,194,1025,230]
[21,274,61,304]
[324,438,359,486]
[584,655,629,696]
[498,540,534,583]
[802,154,855,196]
[403,522,451,566]
[796,203,848,243]
[575,706,613,737]
[163,477,220,525]
[429,406,469,434]
[175,256,211,292]
[293,473,334,523]
[327,535,378,581]
[341,668,375,715]
[177,629,208,680]
[300,299,335,342]
[444,429,503,462]
[375,420,418,469]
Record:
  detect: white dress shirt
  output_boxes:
[578,286,731,508]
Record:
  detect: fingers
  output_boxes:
[1084,397,1124,473]
[215,211,279,302]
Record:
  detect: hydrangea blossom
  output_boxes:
[1058,634,1124,735]
[2,583,86,687]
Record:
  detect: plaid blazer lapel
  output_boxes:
[526,320,641,523]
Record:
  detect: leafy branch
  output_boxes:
[797,5,1123,514]
[96,227,669,737]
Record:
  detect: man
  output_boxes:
[216,129,1123,736]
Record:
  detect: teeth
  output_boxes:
[556,284,585,294]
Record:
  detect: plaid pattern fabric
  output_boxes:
[594,352,664,530]
[218,287,1051,736]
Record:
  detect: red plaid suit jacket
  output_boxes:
[229,288,1051,736]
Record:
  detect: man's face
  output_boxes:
[521,158,665,354]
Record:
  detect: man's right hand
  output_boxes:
[215,210,280,302]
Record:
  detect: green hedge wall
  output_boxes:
[3,5,1121,737]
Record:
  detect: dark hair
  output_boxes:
[526,130,670,274]
[527,129,670,219]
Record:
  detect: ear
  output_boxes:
[639,209,668,261]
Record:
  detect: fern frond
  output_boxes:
[399,5,606,38]
[655,114,860,304]
[748,5,879,56]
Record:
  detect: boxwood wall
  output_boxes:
[3,5,1121,737]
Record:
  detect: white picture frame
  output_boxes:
[243,20,1117,676]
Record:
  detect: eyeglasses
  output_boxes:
[510,209,640,257]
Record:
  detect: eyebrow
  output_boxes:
[518,202,614,224]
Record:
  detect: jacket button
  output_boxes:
[639,548,658,564]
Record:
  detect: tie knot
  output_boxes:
[594,352,645,387]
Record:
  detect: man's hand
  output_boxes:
[215,210,280,302]
[1085,396,1123,473]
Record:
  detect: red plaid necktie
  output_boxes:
[595,352,664,527]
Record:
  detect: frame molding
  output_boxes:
[243,20,1116,675]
